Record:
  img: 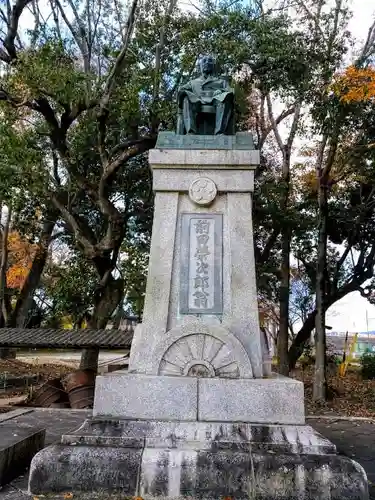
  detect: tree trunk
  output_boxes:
[278,226,291,375]
[277,149,291,376]
[0,205,13,360]
[288,311,316,370]
[313,177,328,401]
[9,215,56,328]
[79,275,125,371]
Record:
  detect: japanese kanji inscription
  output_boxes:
[180,213,223,314]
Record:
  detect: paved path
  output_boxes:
[310,418,375,499]
[0,410,374,499]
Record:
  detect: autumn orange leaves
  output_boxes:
[332,65,375,104]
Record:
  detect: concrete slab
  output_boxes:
[0,409,90,499]
[0,423,45,487]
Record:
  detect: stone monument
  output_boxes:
[28,57,368,499]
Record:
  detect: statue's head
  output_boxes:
[200,55,216,76]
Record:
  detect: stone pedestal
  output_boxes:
[28,133,368,499]
[128,139,265,381]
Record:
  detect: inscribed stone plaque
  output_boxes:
[156,131,255,150]
[180,214,223,315]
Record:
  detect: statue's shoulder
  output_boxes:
[189,76,203,84]
[179,76,201,89]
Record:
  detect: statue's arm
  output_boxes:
[212,79,234,97]
[177,81,193,105]
[222,78,234,93]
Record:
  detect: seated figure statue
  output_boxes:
[177,55,234,135]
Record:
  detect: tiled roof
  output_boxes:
[0,324,136,349]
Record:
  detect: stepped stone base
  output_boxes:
[29,418,369,499]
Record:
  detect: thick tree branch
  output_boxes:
[51,193,96,256]
[266,94,284,152]
[2,0,32,62]
[0,204,11,325]
[257,228,280,265]
[10,210,57,327]
[363,20,375,60]
[259,103,296,149]
[289,241,375,369]
[103,137,156,183]
[50,0,62,42]
[0,87,37,109]
[286,103,301,150]
[52,150,61,186]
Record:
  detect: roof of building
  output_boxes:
[0,324,136,349]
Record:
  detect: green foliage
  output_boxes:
[121,242,149,317]
[5,42,94,105]
[43,253,97,326]
[361,351,375,380]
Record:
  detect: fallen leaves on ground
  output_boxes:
[0,358,72,378]
[292,365,375,417]
[0,359,73,400]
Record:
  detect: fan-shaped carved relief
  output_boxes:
[158,333,240,378]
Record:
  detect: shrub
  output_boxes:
[361,351,375,379]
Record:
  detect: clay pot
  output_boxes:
[61,369,96,393]
[61,370,96,409]
[32,378,68,407]
[67,386,95,409]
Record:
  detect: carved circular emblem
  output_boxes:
[159,334,239,379]
[189,177,217,206]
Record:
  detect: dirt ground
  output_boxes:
[0,359,74,405]
[292,365,375,417]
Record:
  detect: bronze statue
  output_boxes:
[177,55,234,135]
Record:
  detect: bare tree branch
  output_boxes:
[358,19,375,64]
[50,0,62,43]
[0,8,8,25]
[95,0,138,171]
[91,0,102,48]
[65,0,91,69]
[53,0,90,73]
[113,0,125,42]
[1,0,32,62]
[259,103,296,148]
[101,0,138,107]
[153,0,178,105]
[294,0,325,39]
